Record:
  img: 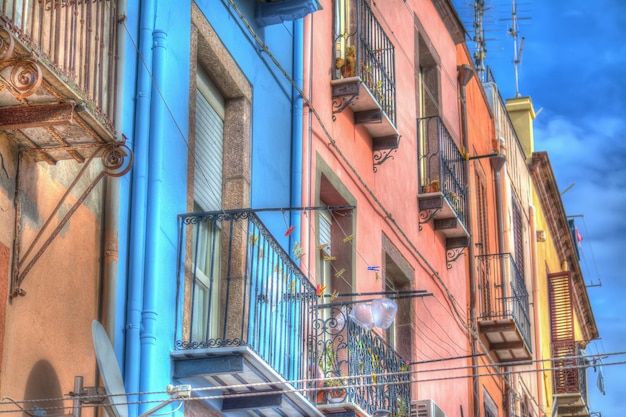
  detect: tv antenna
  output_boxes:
[64,321,190,417]
[507,0,529,97]
[471,0,488,82]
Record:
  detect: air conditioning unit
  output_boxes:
[411,399,447,417]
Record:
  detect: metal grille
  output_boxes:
[333,0,396,124]
[417,116,467,225]
[476,253,532,350]
[1,0,119,123]
[175,210,318,392]
[315,305,411,416]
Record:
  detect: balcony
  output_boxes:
[553,344,590,417]
[331,0,399,163]
[417,116,468,246]
[173,210,321,416]
[314,305,411,417]
[0,0,119,163]
[476,253,532,362]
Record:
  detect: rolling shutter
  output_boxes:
[194,73,224,212]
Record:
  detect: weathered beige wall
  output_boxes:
[0,137,104,416]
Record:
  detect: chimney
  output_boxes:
[505,96,536,162]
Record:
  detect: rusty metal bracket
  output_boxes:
[10,142,133,299]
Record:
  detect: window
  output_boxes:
[317,170,354,298]
[332,0,396,122]
[190,205,221,342]
[185,4,253,344]
[190,70,225,343]
[475,170,492,316]
[333,0,355,79]
[318,209,333,320]
[381,234,413,360]
[416,24,441,189]
[483,389,499,417]
[384,278,397,348]
[512,196,525,275]
[315,169,355,381]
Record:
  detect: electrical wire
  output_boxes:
[111,2,612,415]
[3,355,624,415]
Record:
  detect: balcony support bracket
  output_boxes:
[331,80,360,118]
[10,142,133,299]
[446,247,466,270]
[373,148,396,172]
[418,207,441,231]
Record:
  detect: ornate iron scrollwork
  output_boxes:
[10,59,42,98]
[332,95,357,116]
[0,28,43,99]
[446,247,466,269]
[312,305,410,415]
[418,207,441,231]
[0,27,15,62]
[373,148,396,172]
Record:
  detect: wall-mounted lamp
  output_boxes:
[373,410,391,417]
[458,64,475,87]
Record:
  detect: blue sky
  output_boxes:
[454,0,626,415]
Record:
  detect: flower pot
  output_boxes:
[326,388,347,403]
[316,390,326,403]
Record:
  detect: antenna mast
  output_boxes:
[508,0,525,97]
[472,0,487,82]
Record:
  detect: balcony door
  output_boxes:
[416,29,441,190]
[190,69,225,344]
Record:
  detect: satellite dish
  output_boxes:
[92,320,129,417]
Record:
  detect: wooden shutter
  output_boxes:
[548,271,576,393]
[548,272,574,343]
[512,197,524,275]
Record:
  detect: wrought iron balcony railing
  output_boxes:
[553,344,588,398]
[418,116,467,225]
[314,305,411,416]
[175,210,318,393]
[476,253,531,350]
[1,0,118,126]
[332,0,396,125]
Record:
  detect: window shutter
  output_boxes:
[548,271,574,343]
[319,211,332,256]
[194,88,223,211]
[548,271,576,393]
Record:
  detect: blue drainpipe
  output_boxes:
[125,0,155,415]
[139,28,167,415]
[290,18,304,253]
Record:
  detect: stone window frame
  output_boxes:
[188,4,252,213]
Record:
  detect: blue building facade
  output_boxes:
[115,1,320,415]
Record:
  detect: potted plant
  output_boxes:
[394,396,410,417]
[324,375,347,403]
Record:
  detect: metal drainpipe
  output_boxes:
[493,140,509,415]
[124,0,155,415]
[290,18,303,255]
[104,0,128,349]
[140,28,167,415]
[528,204,545,411]
[458,65,479,417]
